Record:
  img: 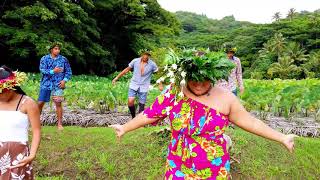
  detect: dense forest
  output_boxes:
[169,10,320,79]
[1,0,319,79]
[0,0,180,75]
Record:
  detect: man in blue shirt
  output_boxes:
[38,42,72,130]
[112,51,162,118]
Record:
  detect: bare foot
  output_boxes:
[57,124,64,130]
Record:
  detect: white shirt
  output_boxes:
[0,111,29,143]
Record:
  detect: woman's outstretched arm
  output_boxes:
[110,113,159,140]
[229,96,297,152]
[110,86,175,140]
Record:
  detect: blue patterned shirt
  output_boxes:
[39,54,72,90]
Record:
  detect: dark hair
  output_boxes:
[49,42,62,51]
[0,65,26,95]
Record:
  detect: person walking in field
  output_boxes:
[38,42,72,130]
[112,50,162,118]
[217,45,244,96]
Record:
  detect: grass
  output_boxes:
[33,126,320,179]
[34,126,167,180]
[229,128,320,179]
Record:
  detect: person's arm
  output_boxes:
[59,58,72,89]
[113,59,136,85]
[10,98,41,169]
[39,56,62,75]
[110,113,159,140]
[112,67,132,85]
[39,57,53,75]
[63,58,72,82]
[235,58,244,94]
[229,96,296,152]
[110,86,175,139]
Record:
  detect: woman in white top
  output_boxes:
[0,66,41,180]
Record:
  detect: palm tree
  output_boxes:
[268,56,300,79]
[302,51,320,78]
[270,33,286,57]
[285,42,308,64]
[259,40,274,54]
[272,12,281,22]
[287,8,296,21]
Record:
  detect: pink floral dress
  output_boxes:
[143,87,231,180]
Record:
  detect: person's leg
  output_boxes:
[138,103,145,113]
[138,91,148,113]
[128,88,137,118]
[54,102,63,130]
[38,102,45,113]
[38,89,51,113]
[52,89,65,130]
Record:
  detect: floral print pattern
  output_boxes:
[216,56,243,92]
[144,87,231,179]
[0,142,33,180]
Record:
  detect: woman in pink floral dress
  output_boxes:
[110,49,296,179]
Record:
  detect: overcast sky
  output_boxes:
[157,0,320,23]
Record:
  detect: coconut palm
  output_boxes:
[272,12,281,22]
[258,40,274,55]
[285,42,308,64]
[287,8,296,21]
[302,51,320,78]
[270,33,286,57]
[268,56,300,79]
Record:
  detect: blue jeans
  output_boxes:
[128,88,148,104]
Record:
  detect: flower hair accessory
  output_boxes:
[0,70,28,93]
[156,48,235,98]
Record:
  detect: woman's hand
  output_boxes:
[109,124,126,140]
[281,134,298,153]
[10,155,35,169]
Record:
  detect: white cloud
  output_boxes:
[157,0,320,23]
